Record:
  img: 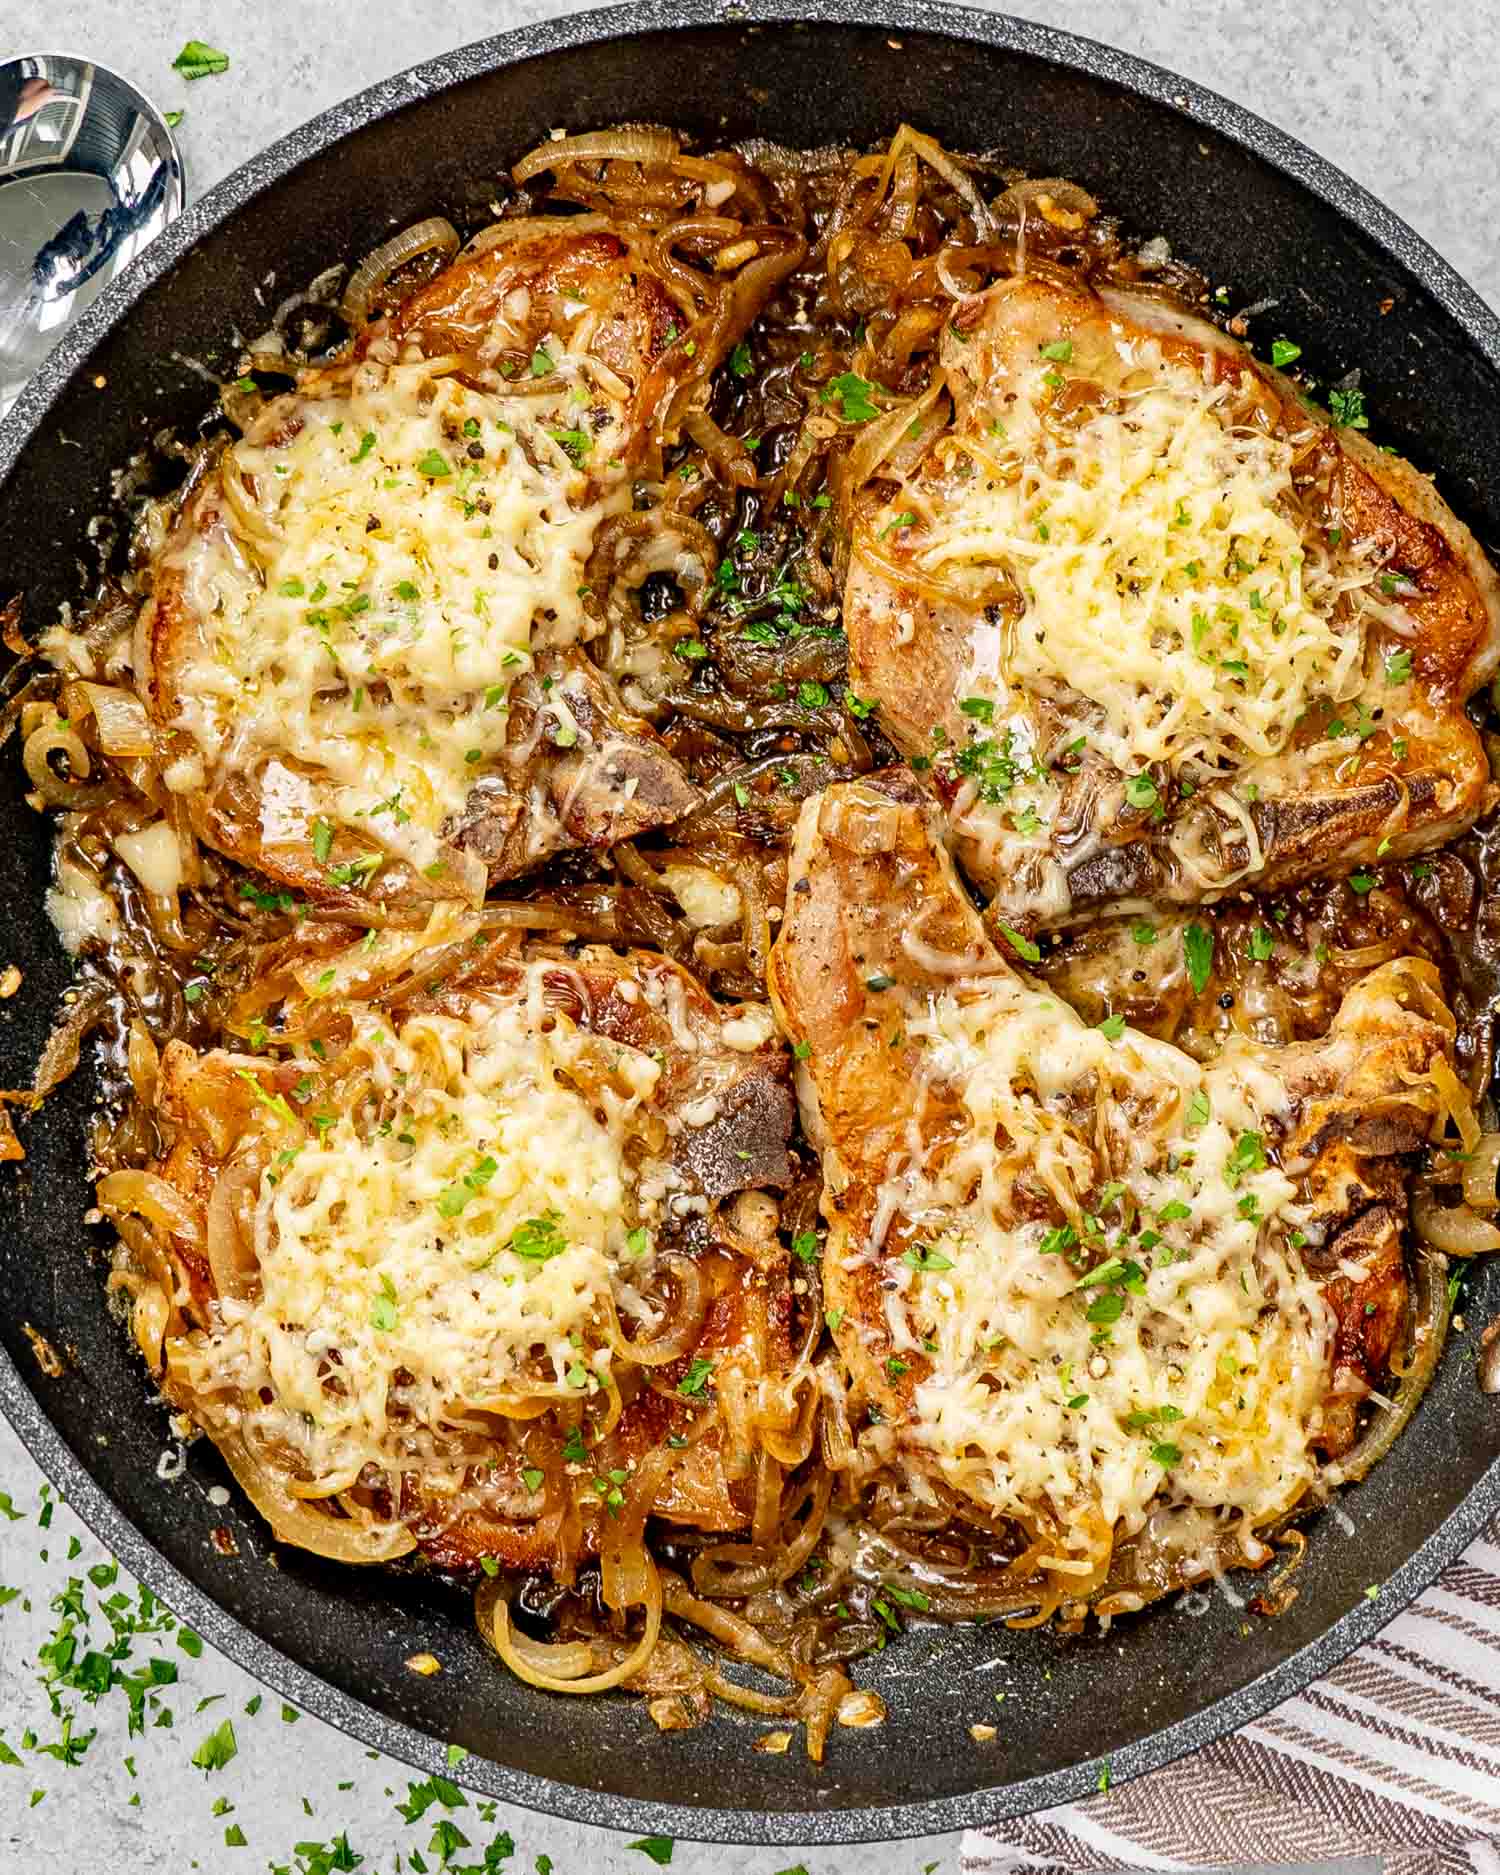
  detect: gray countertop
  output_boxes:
[1,3,1497,1870]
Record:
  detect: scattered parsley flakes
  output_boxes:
[190,1718,238,1772]
[629,1839,675,1866]
[902,1245,954,1273]
[504,1210,567,1261]
[1329,384,1369,430]
[172,40,229,79]
[999,926,1041,963]
[1183,922,1214,996]
[1270,338,1302,368]
[819,372,880,422]
[677,1357,715,1397]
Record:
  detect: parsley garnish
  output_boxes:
[190,1718,238,1772]
[677,1357,715,1397]
[436,1156,501,1220]
[172,41,229,80]
[1329,385,1369,430]
[819,372,881,422]
[505,1210,567,1259]
[1183,922,1213,996]
[902,1245,954,1273]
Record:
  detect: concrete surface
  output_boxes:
[2,2,1497,1870]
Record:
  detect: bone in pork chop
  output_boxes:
[769,773,1458,1590]
[844,276,1500,934]
[141,228,699,909]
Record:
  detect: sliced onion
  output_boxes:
[1412,1188,1500,1256]
[77,682,152,757]
[98,1170,204,1246]
[613,1256,707,1366]
[476,1553,662,1693]
[33,980,108,1098]
[340,217,460,327]
[1462,1133,1500,1212]
[845,374,945,493]
[461,213,609,258]
[217,1430,416,1562]
[23,722,108,808]
[205,1156,265,1302]
[513,127,679,185]
[1326,1246,1451,1487]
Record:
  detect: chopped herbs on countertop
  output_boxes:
[3,1468,883,1871]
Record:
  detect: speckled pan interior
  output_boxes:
[2,1,1499,1845]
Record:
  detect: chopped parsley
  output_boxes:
[1270,338,1302,368]
[999,926,1041,963]
[172,41,229,80]
[435,1156,501,1220]
[819,372,881,422]
[1225,1131,1267,1186]
[677,1357,715,1398]
[1329,385,1369,430]
[1183,922,1214,996]
[902,1245,954,1273]
[504,1210,568,1260]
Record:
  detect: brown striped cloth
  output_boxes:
[964,1519,1500,1875]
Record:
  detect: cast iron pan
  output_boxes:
[3,0,1500,1845]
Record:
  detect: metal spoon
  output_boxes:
[0,51,183,418]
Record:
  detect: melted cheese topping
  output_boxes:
[197,965,666,1490]
[869,976,1333,1561]
[908,334,1381,777]
[162,344,631,875]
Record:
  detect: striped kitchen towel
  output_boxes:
[963,1520,1500,1875]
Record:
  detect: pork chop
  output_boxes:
[768,773,1461,1594]
[111,916,799,1575]
[845,275,1500,932]
[141,228,698,908]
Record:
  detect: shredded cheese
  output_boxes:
[190,964,667,1492]
[872,976,1333,1562]
[909,327,1383,777]
[161,343,631,875]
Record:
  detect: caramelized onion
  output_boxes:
[205,1157,265,1302]
[340,217,460,327]
[476,1556,663,1694]
[1327,1246,1451,1487]
[1413,1189,1500,1256]
[217,1430,416,1562]
[1462,1132,1500,1212]
[23,722,108,809]
[33,981,109,1098]
[513,127,679,184]
[98,1170,203,1246]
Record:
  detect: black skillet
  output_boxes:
[2,1,1499,1846]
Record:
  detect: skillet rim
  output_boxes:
[2,0,1500,1845]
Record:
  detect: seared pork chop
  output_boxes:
[141,228,698,908]
[768,774,1459,1590]
[118,918,798,1574]
[845,275,1500,932]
